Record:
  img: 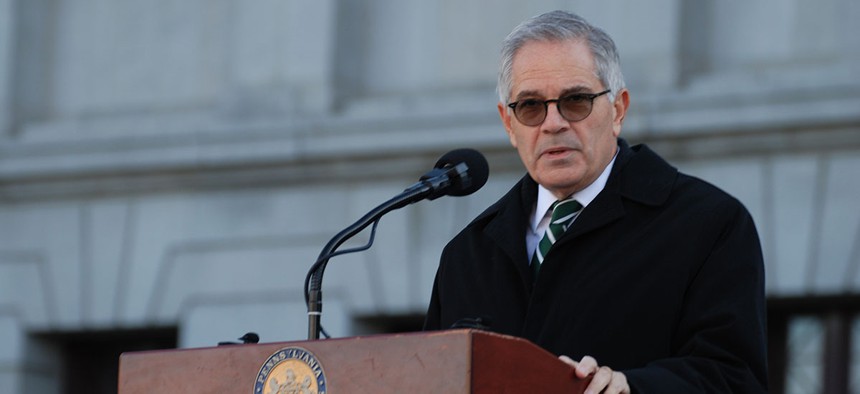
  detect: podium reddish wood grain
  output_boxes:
[118,329,589,393]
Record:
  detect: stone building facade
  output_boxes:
[1,1,859,392]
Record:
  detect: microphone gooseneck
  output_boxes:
[305,148,488,340]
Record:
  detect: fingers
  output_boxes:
[558,355,630,394]
[575,355,598,379]
[585,366,629,394]
[557,355,596,379]
[558,355,576,367]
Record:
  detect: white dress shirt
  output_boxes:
[526,153,618,262]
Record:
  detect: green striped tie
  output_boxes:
[531,199,583,276]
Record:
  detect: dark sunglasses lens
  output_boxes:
[515,100,545,126]
[559,96,592,122]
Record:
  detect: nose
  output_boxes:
[541,101,568,133]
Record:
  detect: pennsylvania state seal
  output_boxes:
[254,347,327,394]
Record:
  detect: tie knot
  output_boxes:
[550,199,582,224]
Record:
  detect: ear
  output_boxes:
[611,89,630,138]
[498,102,518,148]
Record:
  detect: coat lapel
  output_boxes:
[563,192,626,240]
[483,176,537,289]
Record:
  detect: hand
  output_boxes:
[559,355,630,394]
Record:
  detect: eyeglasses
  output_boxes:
[506,89,611,126]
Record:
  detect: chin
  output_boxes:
[537,174,585,195]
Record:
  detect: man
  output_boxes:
[424,10,767,393]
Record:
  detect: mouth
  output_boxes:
[541,147,573,158]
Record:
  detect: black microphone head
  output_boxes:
[434,148,489,196]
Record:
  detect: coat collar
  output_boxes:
[562,139,678,239]
[482,174,536,267]
[614,139,677,207]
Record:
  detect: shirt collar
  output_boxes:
[530,151,618,232]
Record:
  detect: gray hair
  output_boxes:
[497,10,626,104]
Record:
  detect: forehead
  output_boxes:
[509,39,600,98]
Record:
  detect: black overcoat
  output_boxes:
[424,140,768,393]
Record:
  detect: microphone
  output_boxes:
[403,148,489,202]
[305,148,489,340]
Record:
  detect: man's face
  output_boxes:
[498,39,629,199]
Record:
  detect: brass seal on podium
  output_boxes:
[254,347,327,394]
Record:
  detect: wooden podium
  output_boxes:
[118,329,589,393]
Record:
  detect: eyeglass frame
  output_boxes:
[506,89,612,126]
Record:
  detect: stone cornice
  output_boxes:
[2,86,859,201]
